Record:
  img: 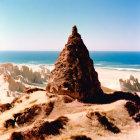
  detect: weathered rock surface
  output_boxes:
[10,116,69,140]
[24,87,45,94]
[125,101,140,122]
[46,26,103,102]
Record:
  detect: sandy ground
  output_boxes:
[0,91,139,140]
[95,68,140,91]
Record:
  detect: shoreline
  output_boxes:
[1,62,140,72]
[94,66,140,72]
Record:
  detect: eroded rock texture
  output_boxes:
[46,26,103,102]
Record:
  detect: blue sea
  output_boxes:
[0,51,140,72]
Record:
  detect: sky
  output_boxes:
[0,0,140,51]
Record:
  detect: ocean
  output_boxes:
[0,51,140,72]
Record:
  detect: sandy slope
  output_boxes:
[0,91,49,130]
[0,90,139,140]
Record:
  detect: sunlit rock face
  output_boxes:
[46,26,103,102]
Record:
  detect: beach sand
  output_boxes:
[95,68,140,91]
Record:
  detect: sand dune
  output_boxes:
[0,90,139,140]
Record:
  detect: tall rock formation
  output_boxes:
[46,26,103,102]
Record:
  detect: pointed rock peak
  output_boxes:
[68,25,81,43]
[46,27,103,102]
[72,25,78,35]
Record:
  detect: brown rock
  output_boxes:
[10,132,23,140]
[13,105,41,126]
[0,103,12,113]
[71,135,92,140]
[9,116,69,140]
[63,95,74,103]
[4,119,15,128]
[24,87,45,94]
[86,111,120,133]
[125,101,140,122]
[45,102,54,116]
[46,26,103,102]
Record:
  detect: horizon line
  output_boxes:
[0,50,140,52]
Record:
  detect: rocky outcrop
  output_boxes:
[10,116,69,140]
[24,87,45,94]
[3,102,55,129]
[71,135,92,140]
[119,75,140,92]
[46,26,103,102]
[4,105,41,128]
[125,101,140,122]
[86,111,120,133]
[0,103,12,113]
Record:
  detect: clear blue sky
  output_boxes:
[0,0,140,51]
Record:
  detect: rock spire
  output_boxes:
[46,26,103,102]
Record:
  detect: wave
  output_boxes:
[94,64,102,66]
[126,65,140,66]
[26,61,40,64]
[11,61,140,72]
[95,66,140,72]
